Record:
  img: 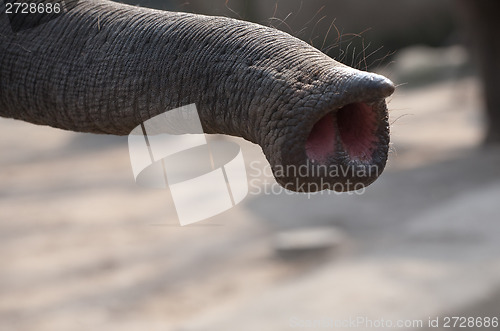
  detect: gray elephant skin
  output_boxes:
[0,0,395,192]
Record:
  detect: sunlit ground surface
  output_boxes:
[1,71,500,330]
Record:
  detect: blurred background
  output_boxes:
[1,0,500,330]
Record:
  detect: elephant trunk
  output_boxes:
[0,0,395,192]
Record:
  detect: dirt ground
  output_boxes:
[1,68,500,331]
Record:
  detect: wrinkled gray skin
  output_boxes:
[0,0,395,192]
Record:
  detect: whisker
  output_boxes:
[225,0,242,20]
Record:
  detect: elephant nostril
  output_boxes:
[305,102,379,163]
[337,102,378,161]
[305,112,336,163]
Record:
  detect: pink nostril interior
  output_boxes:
[305,112,336,163]
[306,102,379,163]
[337,102,378,160]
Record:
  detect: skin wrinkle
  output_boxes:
[0,0,395,192]
[59,14,93,130]
[101,10,143,132]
